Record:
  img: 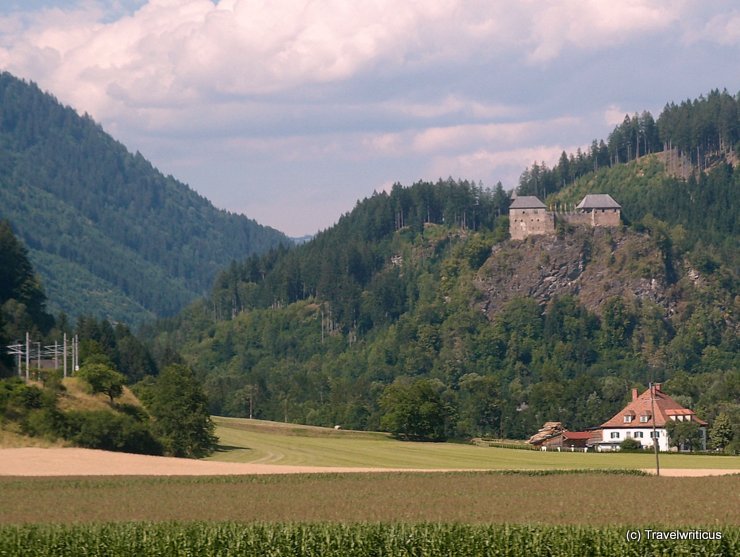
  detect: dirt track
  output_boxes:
[1,448,738,477]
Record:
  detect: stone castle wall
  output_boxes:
[510,209,555,240]
[559,209,621,228]
[511,208,620,239]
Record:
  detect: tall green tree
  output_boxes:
[143,364,217,458]
[379,378,452,441]
[709,412,734,452]
[0,219,53,340]
[665,419,703,452]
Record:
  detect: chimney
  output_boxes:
[654,383,662,393]
[632,388,638,401]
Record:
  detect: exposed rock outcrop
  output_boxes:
[476,226,677,317]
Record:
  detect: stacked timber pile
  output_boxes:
[526,422,566,446]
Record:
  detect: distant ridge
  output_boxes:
[0,72,289,323]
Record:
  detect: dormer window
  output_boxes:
[624,415,633,423]
[640,415,649,423]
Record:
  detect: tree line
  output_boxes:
[518,89,739,198]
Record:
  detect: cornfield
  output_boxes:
[0,523,737,557]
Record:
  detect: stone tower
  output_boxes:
[509,196,555,240]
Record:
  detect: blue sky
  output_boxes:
[1,1,739,236]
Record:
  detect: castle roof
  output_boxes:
[510,196,546,209]
[576,194,621,209]
[600,384,707,429]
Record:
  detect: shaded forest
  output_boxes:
[0,72,289,322]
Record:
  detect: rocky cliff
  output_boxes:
[475,226,679,317]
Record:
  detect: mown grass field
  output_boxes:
[208,416,740,471]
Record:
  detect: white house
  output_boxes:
[590,384,707,452]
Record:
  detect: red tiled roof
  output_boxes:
[600,385,707,428]
[666,409,693,416]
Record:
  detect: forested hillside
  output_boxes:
[0,220,54,375]
[146,85,739,444]
[0,222,215,456]
[0,72,289,323]
[518,89,739,265]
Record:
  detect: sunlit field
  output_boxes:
[1,471,738,526]
[207,416,740,471]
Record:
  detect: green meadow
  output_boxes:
[207,416,740,471]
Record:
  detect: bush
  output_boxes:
[76,363,125,403]
[64,410,162,455]
[22,406,67,439]
[619,437,643,451]
[0,378,44,421]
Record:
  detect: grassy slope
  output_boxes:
[208,417,740,470]
[0,378,144,448]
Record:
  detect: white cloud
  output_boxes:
[527,0,678,62]
[0,0,697,124]
[604,105,628,127]
[688,10,740,46]
[427,144,580,186]
[411,116,583,155]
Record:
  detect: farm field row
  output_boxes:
[1,471,738,525]
[207,417,740,471]
[1,522,737,557]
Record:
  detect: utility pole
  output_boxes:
[73,335,79,372]
[63,333,67,378]
[650,382,660,477]
[25,332,30,382]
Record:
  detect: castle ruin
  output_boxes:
[509,194,621,240]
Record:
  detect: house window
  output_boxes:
[610,432,620,439]
[651,431,660,439]
[623,415,633,423]
[634,432,644,438]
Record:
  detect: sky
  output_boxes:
[0,1,739,237]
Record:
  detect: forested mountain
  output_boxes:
[147,89,739,444]
[0,72,289,323]
[0,220,54,374]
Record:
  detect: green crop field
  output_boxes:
[0,522,737,557]
[207,416,740,471]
